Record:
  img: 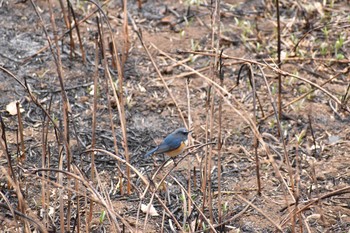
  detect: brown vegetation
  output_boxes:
[0,0,349,232]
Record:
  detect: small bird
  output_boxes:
[145,128,191,158]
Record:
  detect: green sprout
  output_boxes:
[180,193,186,202]
[269,119,276,129]
[320,42,328,56]
[185,0,203,6]
[202,222,207,231]
[290,33,297,45]
[334,33,345,59]
[222,202,229,214]
[256,42,262,53]
[295,129,307,145]
[179,29,185,38]
[321,27,329,39]
[99,210,106,223]
[271,82,277,95]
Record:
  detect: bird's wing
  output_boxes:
[154,136,182,154]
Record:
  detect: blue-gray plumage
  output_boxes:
[145,128,190,158]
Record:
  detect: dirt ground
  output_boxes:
[0,0,350,232]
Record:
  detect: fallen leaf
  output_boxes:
[6,101,24,116]
[328,135,340,144]
[141,203,159,216]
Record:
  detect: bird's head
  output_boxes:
[173,127,191,138]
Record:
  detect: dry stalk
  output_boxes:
[308,114,318,157]
[0,201,48,233]
[16,102,25,161]
[217,50,224,227]
[104,62,123,196]
[87,0,132,194]
[95,13,125,196]
[1,106,29,231]
[87,28,100,226]
[144,143,215,231]
[207,0,221,226]
[1,166,32,232]
[281,186,350,227]
[152,44,296,200]
[259,66,350,122]
[65,0,76,59]
[264,62,341,105]
[57,0,69,29]
[171,176,218,233]
[201,84,210,222]
[127,11,188,128]
[238,64,262,195]
[258,65,296,221]
[292,137,301,232]
[185,78,193,217]
[178,49,350,64]
[152,43,299,231]
[31,166,131,232]
[139,143,214,231]
[275,0,282,122]
[29,169,103,204]
[310,160,326,224]
[301,212,312,233]
[84,148,149,185]
[41,98,52,230]
[22,0,111,63]
[33,0,73,230]
[40,116,48,230]
[154,192,183,231]
[67,0,86,63]
[213,196,256,229]
[93,166,120,232]
[177,50,342,105]
[141,163,184,231]
[135,30,188,128]
[161,207,166,233]
[57,143,65,231]
[207,74,215,226]
[81,0,132,195]
[121,0,130,67]
[0,71,17,180]
[0,67,62,134]
[235,194,283,231]
[143,191,158,231]
[74,175,81,233]
[135,199,142,232]
[1,61,77,231]
[0,192,21,232]
[166,66,210,80]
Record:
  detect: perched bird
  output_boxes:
[145,128,191,158]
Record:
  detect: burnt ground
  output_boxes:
[0,0,350,232]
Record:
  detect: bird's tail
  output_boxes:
[144,147,158,158]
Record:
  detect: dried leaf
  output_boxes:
[328,135,340,144]
[6,101,24,116]
[141,203,159,216]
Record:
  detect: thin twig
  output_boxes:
[276,0,282,122]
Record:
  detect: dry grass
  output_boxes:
[0,0,350,232]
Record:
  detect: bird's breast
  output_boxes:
[165,141,186,158]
